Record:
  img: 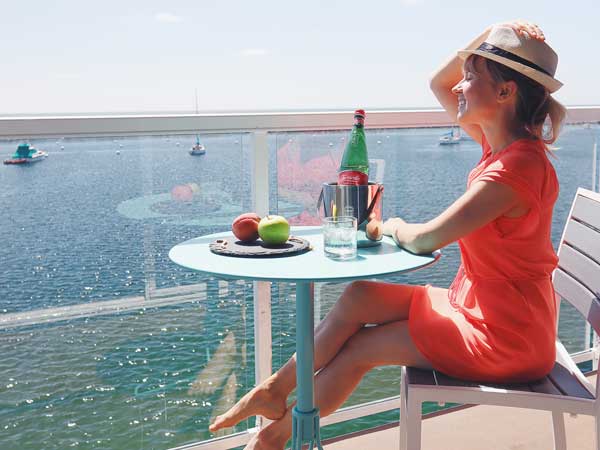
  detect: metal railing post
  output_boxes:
[587,136,598,356]
[251,131,273,429]
[592,333,598,371]
[593,136,599,369]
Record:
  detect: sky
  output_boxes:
[1,0,598,115]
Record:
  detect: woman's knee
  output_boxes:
[336,280,415,323]
[338,280,376,312]
[343,280,375,298]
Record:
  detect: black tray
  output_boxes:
[209,236,311,258]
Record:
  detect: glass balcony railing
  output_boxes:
[0,109,598,450]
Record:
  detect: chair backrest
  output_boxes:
[554,188,600,335]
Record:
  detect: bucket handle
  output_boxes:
[317,184,383,219]
[364,184,384,221]
[316,187,324,215]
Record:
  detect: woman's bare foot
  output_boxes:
[243,408,292,450]
[209,379,287,432]
[243,431,284,450]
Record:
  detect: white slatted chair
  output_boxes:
[399,188,600,450]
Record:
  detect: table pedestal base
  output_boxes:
[293,281,324,450]
[291,407,324,450]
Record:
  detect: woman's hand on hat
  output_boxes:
[499,20,545,41]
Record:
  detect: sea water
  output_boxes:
[0,125,597,449]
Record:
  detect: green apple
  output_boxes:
[258,215,290,245]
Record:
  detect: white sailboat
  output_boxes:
[189,89,206,156]
[439,127,464,145]
[189,135,206,155]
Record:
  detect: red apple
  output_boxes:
[232,212,261,242]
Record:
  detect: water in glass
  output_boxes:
[323,216,357,260]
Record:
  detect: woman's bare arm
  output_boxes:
[429,27,491,145]
[430,20,547,146]
[385,180,521,254]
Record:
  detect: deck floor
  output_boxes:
[325,375,597,450]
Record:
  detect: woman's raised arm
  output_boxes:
[430,20,547,146]
[429,27,491,145]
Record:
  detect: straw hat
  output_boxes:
[458,25,563,93]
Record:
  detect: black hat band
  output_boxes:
[476,42,552,77]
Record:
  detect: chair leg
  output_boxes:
[551,411,567,450]
[595,413,600,450]
[406,395,422,450]
[399,367,408,450]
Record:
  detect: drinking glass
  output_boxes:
[322,216,357,260]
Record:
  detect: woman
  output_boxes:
[210,20,566,449]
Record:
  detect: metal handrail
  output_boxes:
[0,106,598,138]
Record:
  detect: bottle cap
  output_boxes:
[354,109,366,118]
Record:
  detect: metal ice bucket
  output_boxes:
[317,182,384,247]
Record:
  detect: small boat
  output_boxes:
[3,143,48,165]
[439,128,464,145]
[189,135,206,155]
[189,89,206,156]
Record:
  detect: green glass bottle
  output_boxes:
[338,109,369,185]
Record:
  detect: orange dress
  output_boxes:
[408,136,559,383]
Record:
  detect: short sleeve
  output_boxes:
[475,143,546,209]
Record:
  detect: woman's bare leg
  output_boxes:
[209,281,418,432]
[244,319,432,449]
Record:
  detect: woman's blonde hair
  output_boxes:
[465,55,566,147]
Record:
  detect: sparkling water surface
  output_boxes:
[0,126,596,449]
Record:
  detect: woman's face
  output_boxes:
[452,57,500,125]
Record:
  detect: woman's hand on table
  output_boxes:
[383,217,406,235]
[383,217,407,246]
[383,217,437,254]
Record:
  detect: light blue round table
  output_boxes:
[169,226,440,450]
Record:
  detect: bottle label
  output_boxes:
[338,171,368,186]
